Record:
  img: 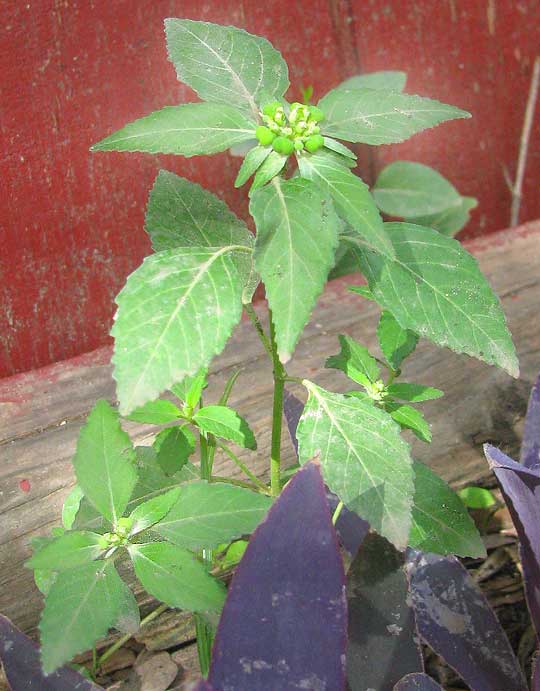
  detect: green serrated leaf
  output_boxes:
[154,425,196,475]
[235,146,272,187]
[251,177,339,361]
[385,402,432,442]
[153,480,271,550]
[319,88,470,145]
[40,561,125,674]
[386,383,444,402]
[409,461,486,557]
[373,161,462,217]
[297,149,393,259]
[165,19,289,119]
[34,569,56,596]
[323,137,357,160]
[326,334,380,387]
[411,196,478,237]
[113,578,141,635]
[357,223,518,377]
[62,485,84,530]
[193,405,256,449]
[129,487,181,535]
[129,542,226,613]
[296,382,414,547]
[126,399,183,424]
[170,368,208,409]
[145,171,256,302]
[249,150,287,195]
[332,71,407,93]
[91,103,255,156]
[458,486,496,509]
[26,531,105,571]
[328,240,361,280]
[376,310,419,370]
[73,400,137,524]
[112,245,250,414]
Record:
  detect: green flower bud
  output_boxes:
[282,126,293,136]
[272,136,295,155]
[256,125,275,146]
[304,134,324,153]
[262,101,282,118]
[308,105,325,122]
[274,107,286,125]
[294,138,305,151]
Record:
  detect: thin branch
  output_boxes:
[510,55,540,227]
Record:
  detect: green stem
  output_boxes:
[245,303,273,359]
[210,474,268,494]
[195,615,214,678]
[269,312,286,498]
[332,501,344,526]
[97,603,168,669]
[216,441,270,493]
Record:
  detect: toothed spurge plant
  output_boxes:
[21,18,519,684]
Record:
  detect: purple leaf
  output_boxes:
[521,375,540,470]
[0,614,100,690]
[347,534,423,691]
[407,551,528,691]
[283,387,304,456]
[208,462,347,691]
[393,673,443,690]
[484,443,540,638]
[284,388,369,555]
[532,655,540,691]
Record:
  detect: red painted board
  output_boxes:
[1,0,539,378]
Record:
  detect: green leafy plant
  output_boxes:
[27,19,518,679]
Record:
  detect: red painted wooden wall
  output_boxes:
[1,0,539,377]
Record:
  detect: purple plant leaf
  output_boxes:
[521,375,540,469]
[347,534,423,691]
[0,614,101,690]
[393,673,444,691]
[283,388,369,555]
[406,551,528,691]
[532,655,540,691]
[484,443,540,638]
[208,461,347,691]
[283,387,304,457]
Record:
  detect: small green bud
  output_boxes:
[274,107,286,125]
[308,105,325,122]
[262,101,282,117]
[294,138,304,151]
[272,136,295,155]
[304,134,324,153]
[256,125,275,146]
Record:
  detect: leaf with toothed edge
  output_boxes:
[208,462,347,691]
[251,177,339,362]
[282,388,370,556]
[297,148,394,259]
[112,245,249,415]
[39,560,126,674]
[164,19,290,120]
[332,70,407,93]
[318,88,470,145]
[296,382,414,548]
[356,222,519,377]
[145,170,256,303]
[91,103,255,156]
[377,310,419,370]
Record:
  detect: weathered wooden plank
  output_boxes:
[1,222,539,636]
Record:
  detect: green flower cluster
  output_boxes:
[101,516,133,548]
[255,101,325,155]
